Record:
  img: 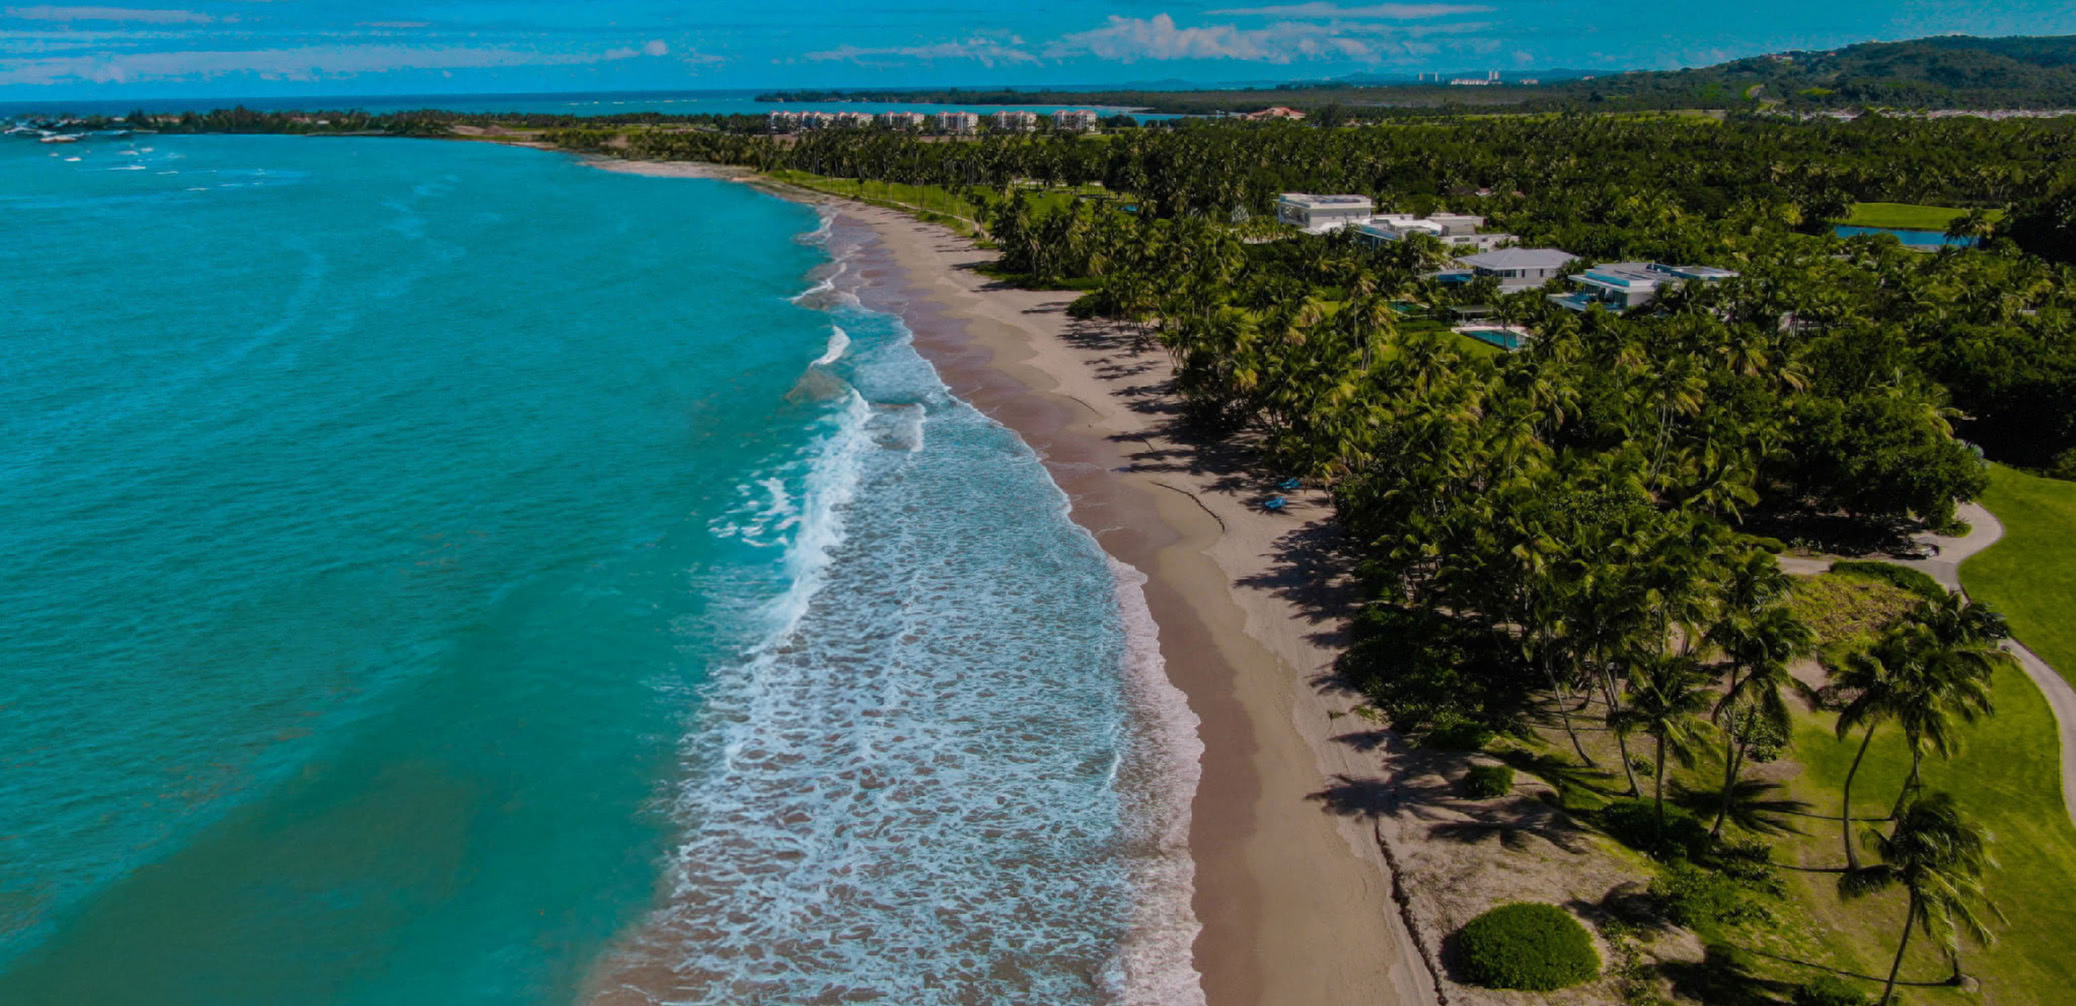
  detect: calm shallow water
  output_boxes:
[0,135,1199,1004]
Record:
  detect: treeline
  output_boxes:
[550,115,2076,470]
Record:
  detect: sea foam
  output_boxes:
[623,219,1206,1005]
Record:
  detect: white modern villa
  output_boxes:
[1439,248,1581,292]
[879,111,926,130]
[1549,262,1742,311]
[1276,193,1377,233]
[1357,212,1519,252]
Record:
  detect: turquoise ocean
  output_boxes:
[0,135,1201,1004]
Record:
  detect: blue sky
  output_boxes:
[3,0,2074,99]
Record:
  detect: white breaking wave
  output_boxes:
[614,216,1205,1006]
[1105,557,1208,1006]
[812,325,850,366]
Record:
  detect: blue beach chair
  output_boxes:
[1262,496,1288,513]
[1276,477,1301,491]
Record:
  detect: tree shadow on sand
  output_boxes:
[1235,520,1363,645]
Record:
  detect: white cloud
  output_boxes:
[804,37,1038,68]
[3,5,214,23]
[0,43,661,85]
[1206,3,1489,18]
[1048,14,1272,61]
[642,39,668,57]
[1044,13,1482,64]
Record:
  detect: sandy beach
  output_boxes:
[823,201,1444,1006]
[577,156,1647,1006]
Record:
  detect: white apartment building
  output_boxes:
[935,111,980,135]
[1054,109,1101,133]
[989,110,1039,132]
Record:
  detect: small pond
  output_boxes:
[1833,225,1978,248]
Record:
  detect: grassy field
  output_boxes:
[1962,465,2076,683]
[1777,658,2076,1005]
[1751,476,2076,1006]
[1838,202,2007,231]
[762,170,989,234]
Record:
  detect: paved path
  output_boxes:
[1782,502,2076,824]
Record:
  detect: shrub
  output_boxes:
[1427,714,1493,751]
[1793,975,1870,1006]
[1829,560,1946,602]
[1650,862,1771,930]
[1461,763,1515,799]
[1453,902,1600,991]
[1707,838,1784,894]
[1598,798,1711,860]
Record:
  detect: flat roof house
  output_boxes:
[879,111,926,130]
[798,111,836,131]
[1443,248,1579,292]
[1357,212,1519,253]
[767,110,801,132]
[1549,261,1741,312]
[1277,193,1376,234]
[934,111,980,135]
[834,111,875,128]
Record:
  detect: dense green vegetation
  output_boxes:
[1452,902,1600,990]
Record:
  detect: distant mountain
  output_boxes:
[1553,34,2076,109]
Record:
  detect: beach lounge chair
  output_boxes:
[1262,496,1288,513]
[1277,477,1301,491]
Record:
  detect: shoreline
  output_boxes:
[826,198,1439,1006]
[571,152,1441,1004]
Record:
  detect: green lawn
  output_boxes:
[1962,465,2076,683]
[1751,470,2076,1005]
[1780,662,2076,1006]
[1838,202,2006,231]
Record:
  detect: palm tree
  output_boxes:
[1833,644,1898,871]
[1834,594,2009,868]
[1842,791,2003,1003]
[1885,595,2009,816]
[1610,654,1716,841]
[1706,603,1815,838]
